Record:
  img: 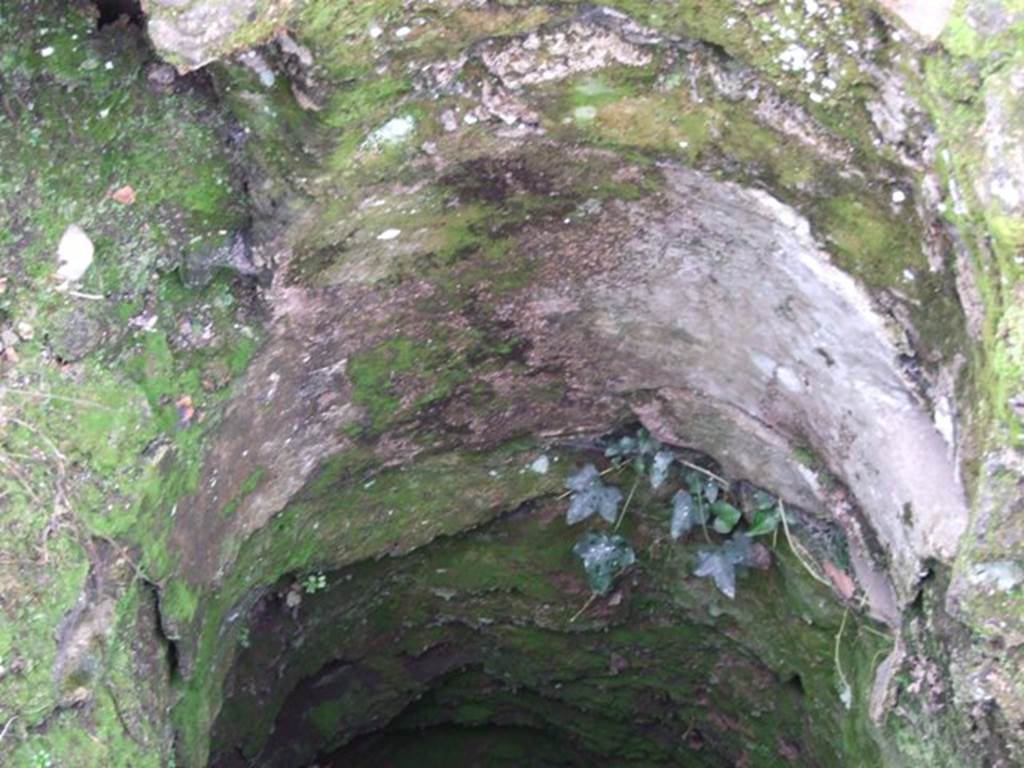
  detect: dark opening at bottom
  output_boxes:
[92,0,143,28]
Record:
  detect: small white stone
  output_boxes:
[365,115,416,148]
[104,60,113,70]
[902,269,915,281]
[368,25,383,39]
[56,224,94,283]
[776,366,804,393]
[891,189,906,204]
[573,105,597,122]
[822,76,837,91]
[809,91,824,103]
[395,26,412,38]
[529,455,550,475]
[779,44,809,72]
[377,228,401,241]
[39,46,54,57]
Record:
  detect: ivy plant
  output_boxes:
[566,428,790,601]
[604,427,662,476]
[746,491,782,537]
[565,463,623,524]
[670,490,706,539]
[693,533,758,600]
[572,531,636,595]
[303,572,327,594]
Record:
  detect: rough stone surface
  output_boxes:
[3,0,1022,767]
[878,0,955,40]
[977,66,1024,214]
[144,0,294,70]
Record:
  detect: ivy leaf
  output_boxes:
[604,429,661,470]
[573,531,636,595]
[685,471,703,496]
[567,464,600,492]
[670,490,707,540]
[631,454,648,476]
[566,464,623,524]
[650,451,674,489]
[720,533,754,566]
[704,479,720,504]
[635,428,661,456]
[694,549,737,599]
[710,501,742,534]
[604,436,637,463]
[752,490,777,510]
[747,505,781,537]
[694,534,757,599]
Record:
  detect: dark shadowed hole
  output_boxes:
[786,673,805,695]
[93,0,144,28]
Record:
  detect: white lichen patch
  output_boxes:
[478,20,654,91]
[56,224,94,284]
[364,115,416,149]
[966,561,1024,593]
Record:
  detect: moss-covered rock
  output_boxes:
[3,0,1022,766]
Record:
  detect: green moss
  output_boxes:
[200,447,887,767]
[170,441,563,764]
[220,468,268,519]
[310,699,348,739]
[346,335,469,433]
[816,194,928,289]
[941,0,1024,60]
[162,579,200,626]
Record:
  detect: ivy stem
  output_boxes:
[0,715,15,745]
[834,607,852,708]
[614,477,639,532]
[697,495,711,543]
[860,624,894,640]
[677,459,729,487]
[569,593,598,623]
[556,463,624,500]
[778,501,832,589]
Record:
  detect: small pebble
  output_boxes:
[377,228,401,241]
[529,455,550,475]
[15,322,33,341]
[56,224,94,283]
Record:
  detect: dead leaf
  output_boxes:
[176,394,195,426]
[111,185,136,205]
[823,560,856,600]
[291,82,322,112]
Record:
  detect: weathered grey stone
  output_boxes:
[877,0,955,40]
[977,66,1024,215]
[143,0,294,71]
